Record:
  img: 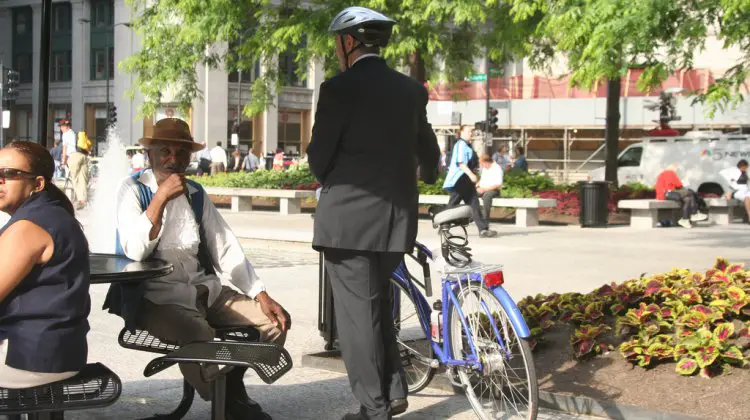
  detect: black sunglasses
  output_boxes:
[0,168,38,183]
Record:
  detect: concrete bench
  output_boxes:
[704,198,748,225]
[617,200,680,228]
[204,187,315,215]
[417,194,557,228]
[618,198,746,228]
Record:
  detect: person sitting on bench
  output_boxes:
[721,159,750,222]
[655,164,708,228]
[0,141,90,389]
[107,118,290,420]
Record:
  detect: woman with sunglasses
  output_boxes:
[0,141,90,388]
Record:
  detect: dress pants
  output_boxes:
[448,174,489,232]
[324,249,407,420]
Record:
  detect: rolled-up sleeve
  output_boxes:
[116,182,162,261]
[201,190,266,298]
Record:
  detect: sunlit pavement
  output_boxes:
[71,206,748,419]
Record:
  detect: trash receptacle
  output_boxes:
[317,251,339,351]
[579,181,609,227]
[265,154,274,170]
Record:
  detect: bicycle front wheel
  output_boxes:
[448,282,538,420]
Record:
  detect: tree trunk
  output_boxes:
[604,78,621,185]
[408,50,426,83]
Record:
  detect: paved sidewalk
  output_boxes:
[218,210,749,299]
[71,207,746,418]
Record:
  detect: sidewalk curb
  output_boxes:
[300,350,703,420]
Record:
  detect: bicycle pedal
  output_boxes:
[399,349,413,368]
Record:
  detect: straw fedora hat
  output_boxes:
[139,118,205,152]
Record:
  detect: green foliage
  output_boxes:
[189,162,318,190]
[511,0,714,91]
[518,258,750,377]
[122,0,539,118]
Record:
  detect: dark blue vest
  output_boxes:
[0,190,91,373]
[102,171,215,332]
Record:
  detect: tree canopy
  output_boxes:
[122,0,538,118]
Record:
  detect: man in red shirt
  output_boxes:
[655,164,707,228]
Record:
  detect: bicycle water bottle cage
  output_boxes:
[430,205,473,267]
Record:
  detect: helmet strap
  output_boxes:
[339,34,366,70]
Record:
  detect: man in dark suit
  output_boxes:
[306,6,440,420]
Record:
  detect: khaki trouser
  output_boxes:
[137,286,287,400]
[67,152,89,205]
[210,162,226,176]
[0,339,78,388]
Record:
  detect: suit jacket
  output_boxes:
[307,56,440,253]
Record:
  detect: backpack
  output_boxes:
[459,138,479,171]
[104,170,215,332]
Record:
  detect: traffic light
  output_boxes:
[4,69,20,102]
[474,120,487,131]
[488,107,498,132]
[107,105,117,126]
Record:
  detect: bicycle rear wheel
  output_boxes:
[390,278,435,393]
[448,282,538,420]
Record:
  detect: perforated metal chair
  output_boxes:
[117,326,262,419]
[0,362,122,419]
[144,341,292,420]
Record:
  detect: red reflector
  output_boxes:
[484,271,504,288]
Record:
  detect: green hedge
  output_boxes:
[188,163,319,190]
[191,163,651,199]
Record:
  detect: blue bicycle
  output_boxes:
[390,205,538,419]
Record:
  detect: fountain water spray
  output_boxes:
[87,125,133,253]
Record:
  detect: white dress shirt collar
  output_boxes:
[352,53,379,66]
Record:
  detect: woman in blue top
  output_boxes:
[443,125,497,238]
[0,141,90,388]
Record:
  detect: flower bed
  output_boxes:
[517,258,749,378]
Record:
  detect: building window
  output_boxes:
[277,112,302,153]
[52,4,71,33]
[13,54,32,83]
[91,47,114,80]
[15,12,29,34]
[278,50,307,88]
[228,59,260,83]
[51,51,72,82]
[93,0,114,27]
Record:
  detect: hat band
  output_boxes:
[151,128,193,141]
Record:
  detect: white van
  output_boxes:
[589,132,750,195]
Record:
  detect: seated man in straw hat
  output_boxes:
[105,118,289,420]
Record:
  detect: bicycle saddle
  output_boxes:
[432,205,473,227]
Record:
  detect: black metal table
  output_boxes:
[89,253,174,284]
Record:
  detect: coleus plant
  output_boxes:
[516,258,750,378]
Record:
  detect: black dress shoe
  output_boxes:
[391,398,408,416]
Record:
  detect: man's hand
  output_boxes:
[256,291,291,332]
[154,173,187,203]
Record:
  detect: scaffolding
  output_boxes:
[432,121,747,184]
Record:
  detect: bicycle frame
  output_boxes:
[391,241,531,371]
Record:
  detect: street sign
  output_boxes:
[466,74,487,82]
